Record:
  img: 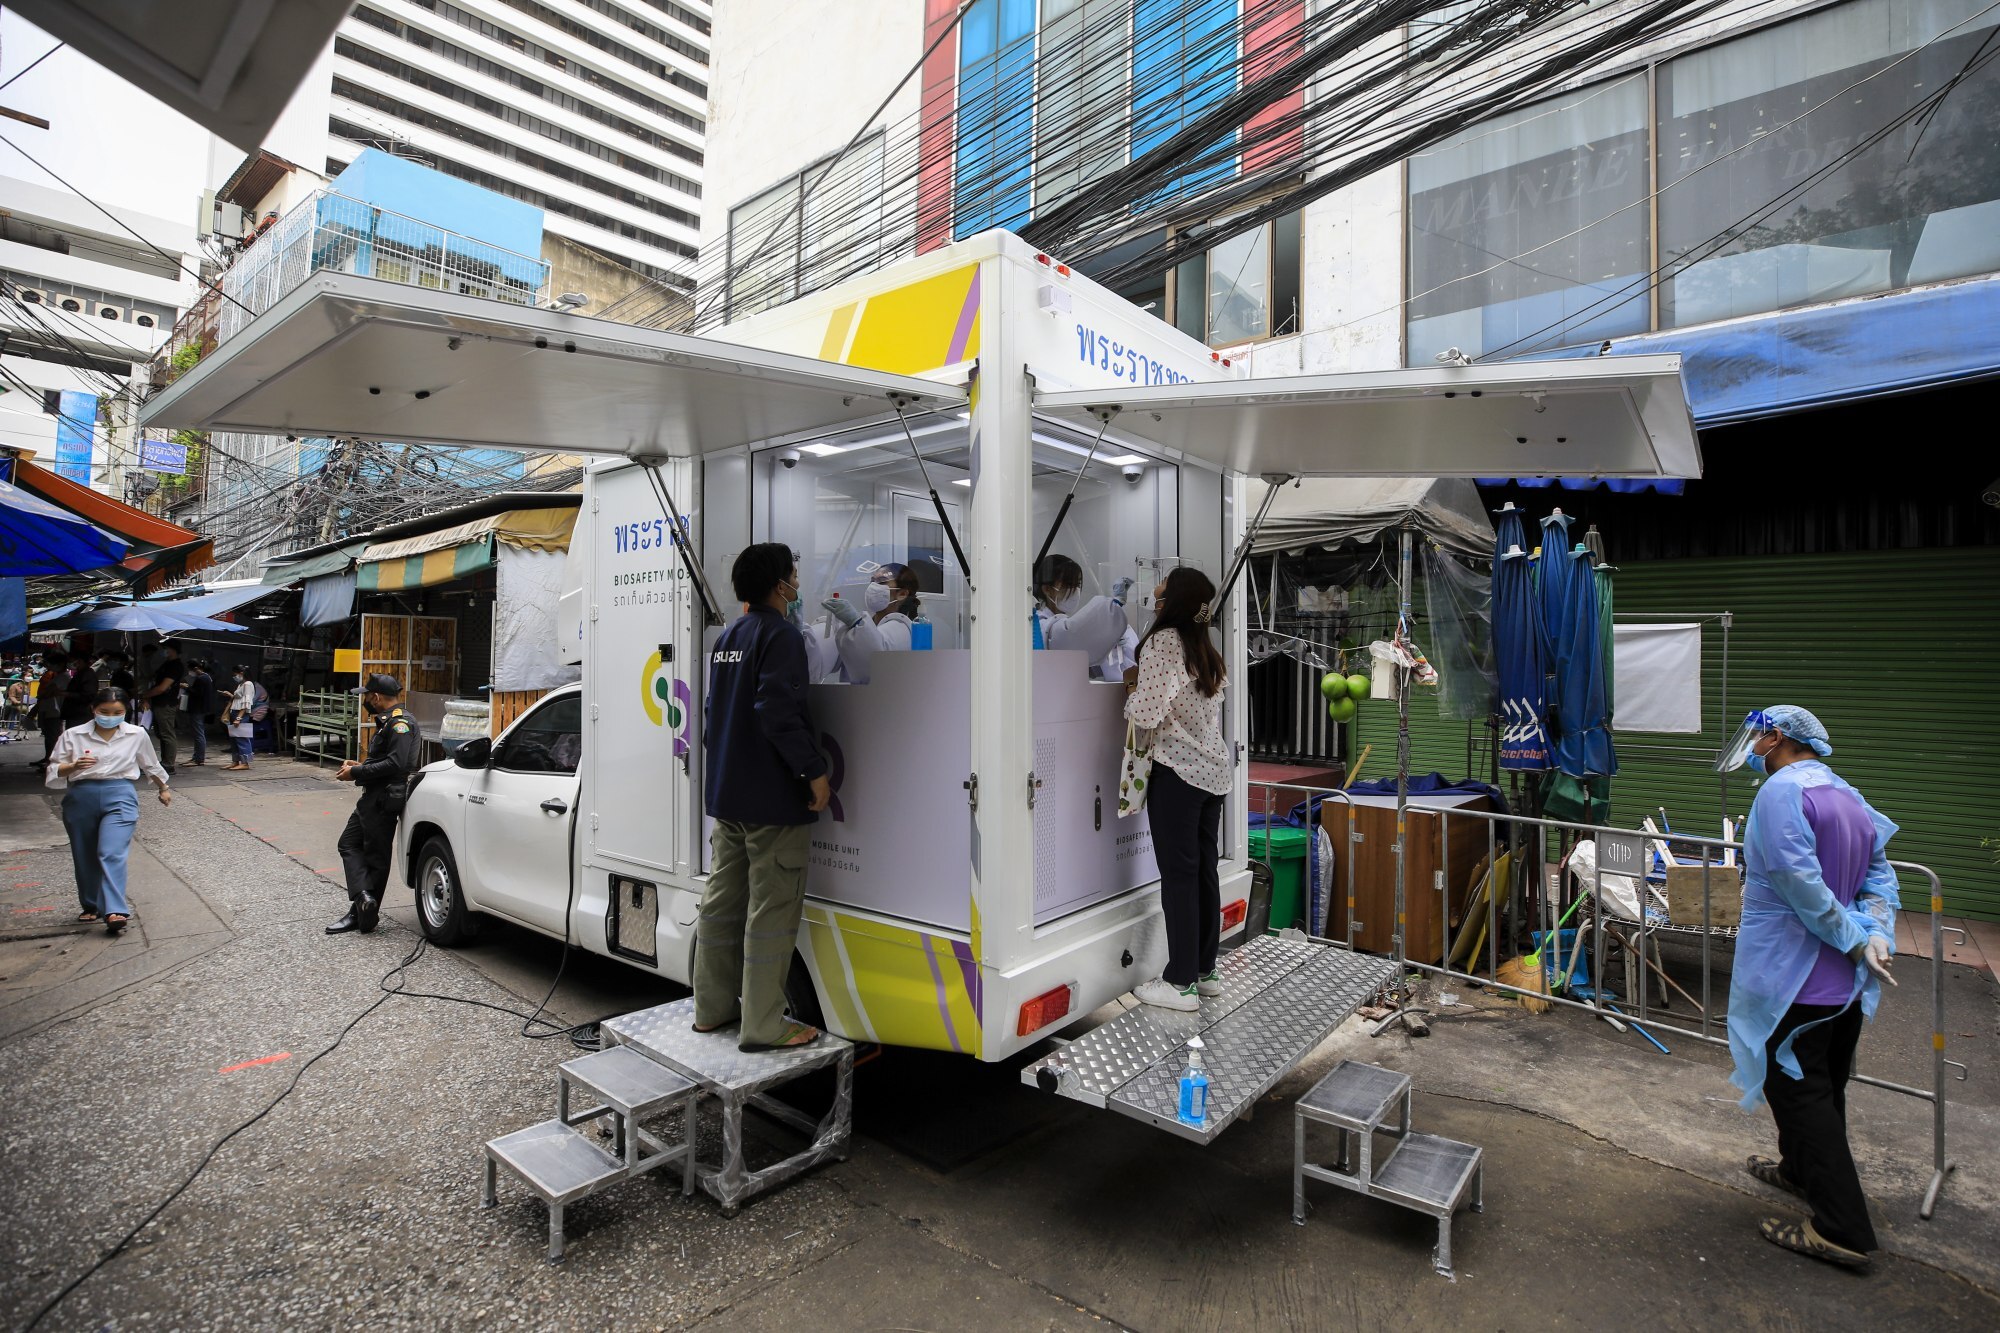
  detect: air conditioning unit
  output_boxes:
[56,295,85,313]
[93,303,127,322]
[133,312,157,328]
[15,287,47,304]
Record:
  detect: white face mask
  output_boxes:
[864,583,893,615]
[1054,590,1081,615]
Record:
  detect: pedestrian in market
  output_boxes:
[46,686,171,935]
[140,640,186,774]
[327,673,423,936]
[29,652,68,769]
[693,542,829,1051]
[1718,705,1899,1270]
[103,650,137,696]
[183,658,216,766]
[221,666,262,769]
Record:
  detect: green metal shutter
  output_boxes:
[1353,547,2000,921]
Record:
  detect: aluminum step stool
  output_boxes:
[1294,1059,1483,1277]
[602,996,854,1215]
[483,1045,698,1262]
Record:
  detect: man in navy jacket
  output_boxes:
[694,542,830,1050]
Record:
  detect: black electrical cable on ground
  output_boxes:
[19,978,401,1333]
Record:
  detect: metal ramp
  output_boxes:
[1021,935,1396,1143]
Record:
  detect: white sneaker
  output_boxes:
[1134,978,1199,1012]
[1196,970,1222,998]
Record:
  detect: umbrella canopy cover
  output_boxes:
[66,604,250,634]
[1552,548,1616,778]
[1493,506,1550,770]
[0,477,129,577]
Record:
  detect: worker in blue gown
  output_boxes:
[1718,705,1898,1269]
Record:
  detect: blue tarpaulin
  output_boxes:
[0,476,128,576]
[1520,272,2000,427]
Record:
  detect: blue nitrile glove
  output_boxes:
[1111,577,1135,605]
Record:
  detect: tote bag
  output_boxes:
[1117,720,1154,818]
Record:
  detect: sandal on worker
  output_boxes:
[1745,1155,1805,1199]
[76,912,99,923]
[104,914,129,936]
[738,1021,819,1053]
[1758,1216,1870,1270]
[691,1019,735,1034]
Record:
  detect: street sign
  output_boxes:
[1598,832,1646,877]
[139,437,188,474]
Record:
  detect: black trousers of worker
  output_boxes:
[1765,999,1876,1252]
[39,716,63,763]
[337,788,398,905]
[1147,761,1223,988]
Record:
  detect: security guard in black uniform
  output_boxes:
[328,673,425,935]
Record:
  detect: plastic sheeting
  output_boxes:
[300,572,356,628]
[494,546,579,692]
[1612,622,1702,733]
[1247,477,1494,562]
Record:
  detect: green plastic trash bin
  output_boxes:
[1247,827,1310,932]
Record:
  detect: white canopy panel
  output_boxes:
[1035,356,1699,481]
[139,274,967,458]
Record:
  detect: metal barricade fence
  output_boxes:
[1246,780,1963,1220]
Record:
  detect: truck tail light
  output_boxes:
[1017,983,1075,1037]
[1221,898,1248,932]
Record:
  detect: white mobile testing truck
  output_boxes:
[143,230,1697,1124]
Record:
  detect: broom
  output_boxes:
[1494,891,1589,1014]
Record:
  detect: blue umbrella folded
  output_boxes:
[1553,545,1616,777]
[1492,505,1549,770]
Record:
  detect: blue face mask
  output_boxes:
[1745,751,1767,775]
[95,712,123,730]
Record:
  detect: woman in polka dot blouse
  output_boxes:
[1124,566,1231,1012]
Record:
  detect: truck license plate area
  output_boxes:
[607,876,658,966]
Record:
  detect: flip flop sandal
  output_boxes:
[1758,1216,1869,1269]
[104,915,130,936]
[691,1020,735,1034]
[76,912,99,923]
[1745,1155,1806,1198]
[739,1021,820,1053]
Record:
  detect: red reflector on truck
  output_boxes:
[1017,984,1074,1036]
[1221,899,1248,931]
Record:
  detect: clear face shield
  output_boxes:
[1715,709,1776,772]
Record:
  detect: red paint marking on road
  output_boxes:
[218,1052,292,1074]
[11,905,56,914]
[11,882,44,889]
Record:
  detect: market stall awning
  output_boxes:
[357,508,576,592]
[1034,355,1698,481]
[9,457,213,589]
[1247,477,1495,562]
[137,273,966,456]
[261,540,367,585]
[0,474,128,576]
[142,583,289,619]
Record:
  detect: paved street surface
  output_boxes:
[3,753,1997,1331]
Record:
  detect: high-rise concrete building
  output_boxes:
[321,0,711,291]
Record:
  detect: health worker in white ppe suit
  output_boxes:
[1033,553,1137,680]
[819,563,925,684]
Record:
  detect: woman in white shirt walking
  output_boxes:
[45,687,172,935]
[1124,566,1231,1011]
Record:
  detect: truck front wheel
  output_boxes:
[415,836,478,946]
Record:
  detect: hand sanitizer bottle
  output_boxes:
[1178,1036,1209,1126]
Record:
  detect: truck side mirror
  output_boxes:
[452,736,492,768]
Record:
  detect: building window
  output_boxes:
[1405,0,2000,361]
[1406,73,1651,365]
[1132,0,1238,203]
[955,0,1037,237]
[727,134,887,320]
[1658,0,2000,326]
[1035,0,1128,213]
[1171,211,1301,346]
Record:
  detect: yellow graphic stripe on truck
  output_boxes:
[830,263,980,376]
[803,909,981,1055]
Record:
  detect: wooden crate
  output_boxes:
[1665,864,1744,929]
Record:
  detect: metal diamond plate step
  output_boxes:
[1022,937,1395,1143]
[603,996,852,1097]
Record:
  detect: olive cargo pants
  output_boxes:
[694,819,812,1048]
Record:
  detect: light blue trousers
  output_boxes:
[62,778,138,918]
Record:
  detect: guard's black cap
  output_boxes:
[364,672,403,697]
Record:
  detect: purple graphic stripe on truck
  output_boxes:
[946,268,980,365]
[920,934,963,1054]
[949,938,981,1027]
